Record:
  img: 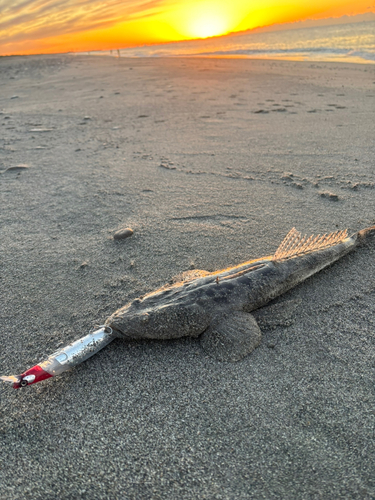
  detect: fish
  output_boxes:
[2,224,374,389]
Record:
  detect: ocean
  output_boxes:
[91,20,375,64]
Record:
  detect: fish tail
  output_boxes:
[356,225,375,246]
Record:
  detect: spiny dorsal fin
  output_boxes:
[273,227,348,261]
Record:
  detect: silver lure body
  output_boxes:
[39,327,116,376]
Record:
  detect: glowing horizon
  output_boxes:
[0,0,374,56]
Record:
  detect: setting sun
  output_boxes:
[167,1,250,40]
[190,14,229,39]
[175,2,234,39]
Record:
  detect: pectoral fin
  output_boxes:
[200,311,262,362]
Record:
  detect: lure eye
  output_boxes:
[19,374,36,387]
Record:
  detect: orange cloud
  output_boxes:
[235,0,375,31]
[0,0,374,55]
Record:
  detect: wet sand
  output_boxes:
[1,54,375,499]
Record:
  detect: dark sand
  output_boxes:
[1,55,375,499]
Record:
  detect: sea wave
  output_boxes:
[196,47,375,63]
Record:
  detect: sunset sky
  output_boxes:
[1,0,374,56]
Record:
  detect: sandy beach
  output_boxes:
[1,54,375,499]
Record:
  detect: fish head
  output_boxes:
[106,298,151,338]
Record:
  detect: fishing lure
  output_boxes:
[1,327,115,389]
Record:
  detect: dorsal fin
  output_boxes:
[273,227,348,262]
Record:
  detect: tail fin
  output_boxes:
[356,225,375,246]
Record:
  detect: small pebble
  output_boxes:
[320,191,339,201]
[114,227,134,240]
[281,172,294,180]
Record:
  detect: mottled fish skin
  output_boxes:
[106,226,374,340]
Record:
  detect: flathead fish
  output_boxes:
[2,225,374,389]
